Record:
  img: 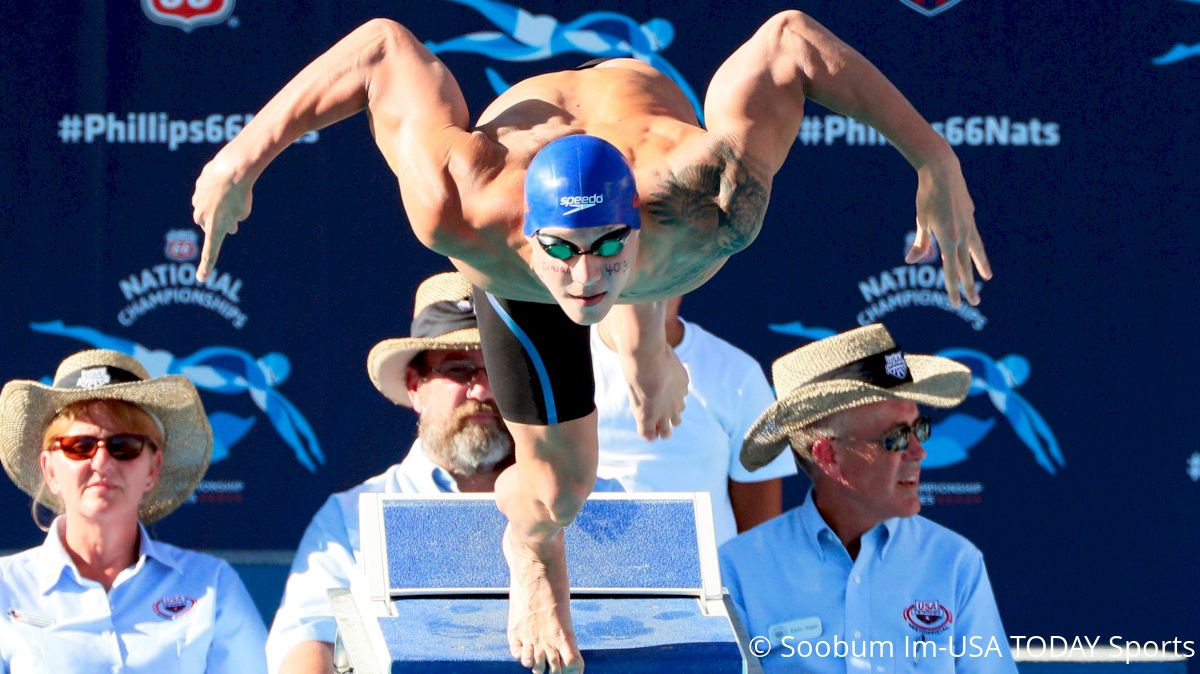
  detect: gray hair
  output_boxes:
[786,413,846,476]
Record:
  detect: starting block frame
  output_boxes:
[335,492,763,673]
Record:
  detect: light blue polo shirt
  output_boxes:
[0,517,267,673]
[719,490,1016,674]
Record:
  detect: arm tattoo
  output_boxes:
[713,145,769,255]
[644,165,721,228]
[645,142,769,256]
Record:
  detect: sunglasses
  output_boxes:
[875,416,932,453]
[51,434,154,461]
[839,416,932,453]
[535,227,632,260]
[424,362,487,386]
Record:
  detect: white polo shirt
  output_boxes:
[0,517,267,673]
[592,318,798,545]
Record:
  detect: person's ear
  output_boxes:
[40,451,60,495]
[406,365,424,414]
[810,437,840,481]
[146,448,163,490]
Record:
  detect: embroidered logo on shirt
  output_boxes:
[153,596,197,619]
[8,608,54,628]
[903,600,953,633]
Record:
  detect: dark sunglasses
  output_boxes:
[876,416,932,453]
[835,417,933,453]
[51,434,154,461]
[424,362,487,386]
[535,227,632,260]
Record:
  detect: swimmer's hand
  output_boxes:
[620,344,688,440]
[906,154,992,307]
[192,154,254,282]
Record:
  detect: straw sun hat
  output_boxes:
[0,349,212,524]
[740,324,972,471]
[367,272,481,407]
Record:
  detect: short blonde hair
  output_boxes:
[41,399,164,451]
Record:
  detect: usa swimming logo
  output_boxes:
[153,596,197,620]
[75,368,112,389]
[904,601,953,634]
[884,352,909,379]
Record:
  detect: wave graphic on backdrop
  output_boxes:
[1153,0,1200,64]
[30,321,325,472]
[768,321,1064,474]
[424,0,705,124]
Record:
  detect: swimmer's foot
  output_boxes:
[503,524,583,674]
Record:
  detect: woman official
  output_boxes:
[0,349,267,672]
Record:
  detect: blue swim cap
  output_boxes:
[523,135,640,236]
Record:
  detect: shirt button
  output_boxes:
[853,575,862,584]
[854,630,862,639]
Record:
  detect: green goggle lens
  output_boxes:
[593,239,625,256]
[536,228,631,260]
[543,242,578,260]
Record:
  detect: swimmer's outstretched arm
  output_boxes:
[704,10,991,307]
[191,19,475,281]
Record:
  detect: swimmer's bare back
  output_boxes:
[193,12,990,308]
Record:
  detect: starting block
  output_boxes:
[331,492,762,673]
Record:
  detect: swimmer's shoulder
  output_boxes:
[406,129,514,243]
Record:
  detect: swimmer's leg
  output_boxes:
[473,290,596,674]
[497,416,596,673]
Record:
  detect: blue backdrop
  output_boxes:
[1,0,1197,651]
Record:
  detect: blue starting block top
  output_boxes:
[378,597,740,672]
[340,493,759,674]
[363,494,711,596]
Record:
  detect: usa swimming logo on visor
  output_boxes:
[524,135,640,235]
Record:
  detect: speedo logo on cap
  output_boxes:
[560,194,604,216]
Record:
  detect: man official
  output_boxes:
[267,272,509,673]
[721,324,1016,674]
